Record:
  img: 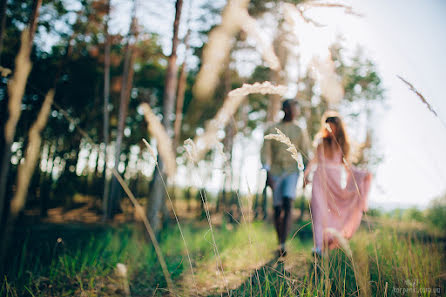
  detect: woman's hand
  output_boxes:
[303,174,310,188]
[266,171,276,190]
[303,159,314,188]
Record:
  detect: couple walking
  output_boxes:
[261,99,372,257]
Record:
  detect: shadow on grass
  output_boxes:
[213,255,306,297]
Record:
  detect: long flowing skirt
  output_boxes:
[310,164,372,250]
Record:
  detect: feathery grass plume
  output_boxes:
[397,75,438,117]
[193,0,249,101]
[325,227,352,258]
[303,2,362,17]
[184,138,198,163]
[5,29,32,143]
[238,11,281,71]
[228,81,287,97]
[287,2,362,28]
[116,263,127,278]
[142,138,157,162]
[287,2,325,27]
[140,103,176,179]
[0,66,11,77]
[283,3,302,27]
[264,127,304,170]
[116,263,130,296]
[351,233,371,297]
[11,89,54,216]
[193,82,287,159]
[311,54,344,104]
[193,0,282,101]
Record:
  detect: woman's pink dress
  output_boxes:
[310,143,372,251]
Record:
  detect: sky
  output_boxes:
[281,0,446,209]
[332,0,446,208]
[107,0,446,209]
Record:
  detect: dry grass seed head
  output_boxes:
[193,82,287,160]
[264,127,304,170]
[310,55,344,104]
[325,227,352,258]
[184,138,198,163]
[193,0,282,101]
[140,103,176,178]
[193,0,250,101]
[142,138,157,163]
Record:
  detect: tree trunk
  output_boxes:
[0,0,7,62]
[28,0,42,45]
[267,25,288,122]
[173,3,191,149]
[102,0,111,219]
[147,159,166,231]
[267,71,282,122]
[0,0,41,236]
[173,40,188,148]
[216,62,233,213]
[147,0,183,232]
[108,5,137,219]
[40,140,56,217]
[1,88,53,273]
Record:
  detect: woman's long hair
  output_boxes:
[317,111,350,160]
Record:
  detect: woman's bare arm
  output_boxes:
[304,143,321,186]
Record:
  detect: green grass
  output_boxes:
[1,216,445,296]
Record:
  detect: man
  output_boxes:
[261,99,310,257]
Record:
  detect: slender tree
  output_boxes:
[0,0,42,233]
[173,29,190,149]
[107,2,138,219]
[0,0,7,61]
[147,0,183,231]
[102,0,111,219]
[173,0,193,149]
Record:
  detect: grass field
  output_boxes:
[1,203,445,297]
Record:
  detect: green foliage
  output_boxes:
[365,207,382,217]
[330,43,385,105]
[426,195,446,231]
[402,207,425,222]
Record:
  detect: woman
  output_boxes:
[304,111,372,255]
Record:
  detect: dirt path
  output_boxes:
[179,242,311,296]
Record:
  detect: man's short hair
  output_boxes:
[282,99,298,110]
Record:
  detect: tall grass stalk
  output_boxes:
[397,75,446,129]
[183,139,230,295]
[216,141,266,297]
[111,168,175,293]
[142,138,198,295]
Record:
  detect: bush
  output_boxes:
[402,207,424,222]
[426,195,446,231]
